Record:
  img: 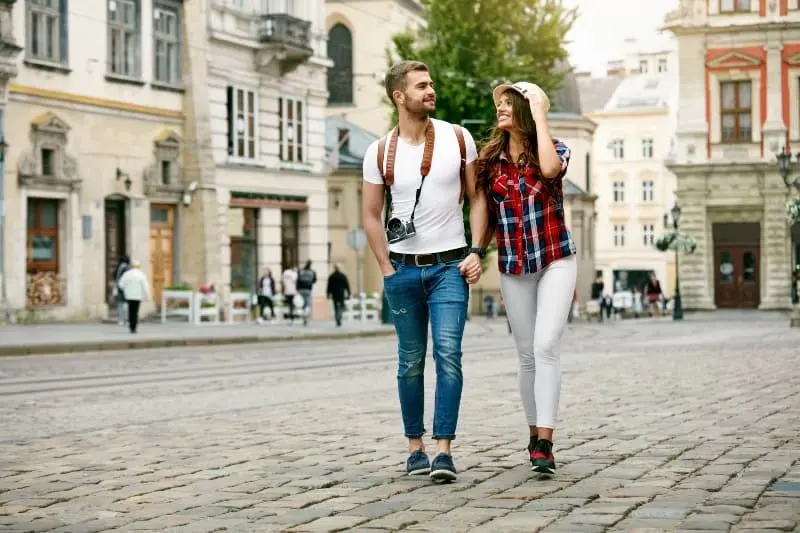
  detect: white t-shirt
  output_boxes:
[362,118,478,254]
[282,269,297,295]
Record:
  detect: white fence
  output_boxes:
[341,293,380,322]
[160,290,220,325]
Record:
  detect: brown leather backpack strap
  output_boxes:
[377,135,388,182]
[453,124,467,203]
[420,120,435,177]
[385,127,400,186]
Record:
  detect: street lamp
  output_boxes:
[776,146,800,190]
[665,201,683,321]
[775,146,800,327]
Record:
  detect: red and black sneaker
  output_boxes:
[527,436,538,467]
[531,439,556,475]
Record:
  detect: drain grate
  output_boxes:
[771,482,800,493]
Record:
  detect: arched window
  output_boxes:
[327,23,353,105]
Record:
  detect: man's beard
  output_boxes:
[403,98,434,119]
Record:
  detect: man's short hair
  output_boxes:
[384,60,429,105]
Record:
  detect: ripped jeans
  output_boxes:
[383,256,469,440]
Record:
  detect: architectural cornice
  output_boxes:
[666,21,800,36]
[664,160,775,175]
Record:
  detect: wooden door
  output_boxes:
[105,199,126,305]
[714,246,760,309]
[149,204,175,307]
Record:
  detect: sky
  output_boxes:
[563,0,678,75]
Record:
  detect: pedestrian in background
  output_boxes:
[297,260,317,326]
[326,264,351,327]
[477,81,577,476]
[116,259,151,334]
[256,268,276,323]
[645,272,663,317]
[282,266,298,324]
[113,254,130,326]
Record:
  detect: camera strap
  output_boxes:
[377,120,435,227]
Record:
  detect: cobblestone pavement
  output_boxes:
[0,313,798,532]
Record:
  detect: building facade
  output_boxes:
[2,0,192,322]
[664,0,800,310]
[579,57,680,297]
[207,0,331,316]
[325,0,424,136]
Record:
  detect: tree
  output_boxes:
[387,0,577,245]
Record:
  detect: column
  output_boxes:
[760,188,792,309]
[674,34,708,164]
[762,39,786,159]
[258,207,282,274]
[676,191,715,310]
[127,197,151,313]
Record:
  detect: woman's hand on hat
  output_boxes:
[524,92,547,120]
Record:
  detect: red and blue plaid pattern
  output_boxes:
[489,140,576,276]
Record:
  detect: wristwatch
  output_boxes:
[470,247,488,259]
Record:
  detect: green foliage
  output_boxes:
[386,0,577,247]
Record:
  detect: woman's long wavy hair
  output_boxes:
[476,89,540,197]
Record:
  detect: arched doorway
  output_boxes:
[105,195,129,310]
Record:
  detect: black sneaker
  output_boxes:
[531,439,556,475]
[430,453,457,482]
[406,449,430,475]
[527,435,539,468]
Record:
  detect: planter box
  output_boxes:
[161,290,193,323]
[193,292,220,324]
[228,291,253,323]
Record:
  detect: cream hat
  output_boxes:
[492,81,550,113]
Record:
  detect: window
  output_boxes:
[584,153,590,192]
[108,0,139,77]
[327,23,353,105]
[641,180,654,202]
[611,139,624,159]
[279,97,305,163]
[26,198,60,273]
[642,138,654,159]
[26,0,67,64]
[720,0,750,12]
[658,58,667,73]
[281,210,299,273]
[613,181,625,203]
[642,224,655,247]
[721,80,752,142]
[41,148,55,176]
[161,160,171,185]
[337,128,350,153]
[639,60,648,73]
[226,86,258,160]
[153,1,181,86]
[613,225,625,247]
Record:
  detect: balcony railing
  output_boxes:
[258,13,312,51]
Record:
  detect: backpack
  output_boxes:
[376,123,467,225]
[297,268,315,289]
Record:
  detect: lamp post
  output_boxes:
[665,201,683,321]
[775,146,800,327]
[0,135,8,325]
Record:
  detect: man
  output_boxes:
[326,264,351,327]
[297,260,317,326]
[362,60,488,482]
[116,259,151,334]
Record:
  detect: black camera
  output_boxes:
[386,217,417,244]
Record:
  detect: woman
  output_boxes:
[645,272,663,317]
[117,259,151,334]
[257,268,276,323]
[476,82,577,475]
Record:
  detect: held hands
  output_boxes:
[458,253,483,285]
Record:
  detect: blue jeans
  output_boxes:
[383,257,469,441]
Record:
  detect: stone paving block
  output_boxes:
[733,521,797,530]
[609,517,686,530]
[288,515,370,532]
[467,511,560,532]
[360,510,438,530]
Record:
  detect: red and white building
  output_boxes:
[664,0,800,311]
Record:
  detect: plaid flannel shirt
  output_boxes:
[489,139,576,276]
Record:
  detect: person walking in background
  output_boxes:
[477,81,577,476]
[116,259,151,334]
[113,254,130,326]
[645,272,663,317]
[256,267,276,323]
[297,260,317,326]
[282,266,298,324]
[326,264,351,327]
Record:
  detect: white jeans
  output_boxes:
[500,255,577,429]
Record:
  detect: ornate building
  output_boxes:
[664,0,799,310]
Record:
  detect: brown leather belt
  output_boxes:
[389,246,468,267]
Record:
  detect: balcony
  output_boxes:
[256,13,313,75]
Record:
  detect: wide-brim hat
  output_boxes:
[492,81,550,113]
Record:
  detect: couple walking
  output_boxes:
[363,61,577,482]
